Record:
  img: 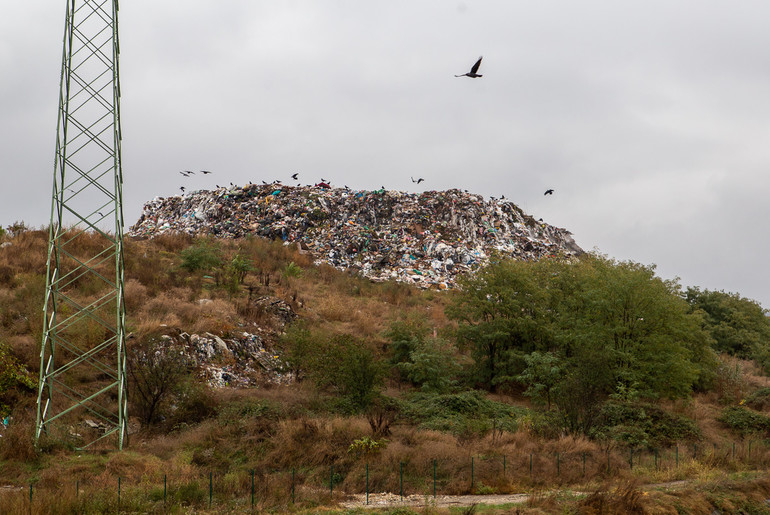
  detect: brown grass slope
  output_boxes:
[0,229,769,514]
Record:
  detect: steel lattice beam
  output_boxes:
[37,0,127,450]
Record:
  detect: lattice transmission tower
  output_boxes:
[36,0,127,450]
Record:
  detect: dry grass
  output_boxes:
[5,230,770,513]
[0,411,36,463]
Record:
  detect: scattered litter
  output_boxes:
[129,185,583,288]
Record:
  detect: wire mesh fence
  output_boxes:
[4,439,770,512]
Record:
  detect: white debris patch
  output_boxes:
[160,331,290,388]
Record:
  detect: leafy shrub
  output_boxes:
[179,239,222,273]
[171,379,216,426]
[719,406,770,437]
[745,387,770,411]
[592,401,701,448]
[396,337,460,393]
[279,323,325,382]
[0,341,37,418]
[348,436,387,457]
[309,335,385,413]
[400,390,523,436]
[516,409,564,439]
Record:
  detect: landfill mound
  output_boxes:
[129,184,583,288]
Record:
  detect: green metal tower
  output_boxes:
[36,0,127,450]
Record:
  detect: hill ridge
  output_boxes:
[129,184,583,287]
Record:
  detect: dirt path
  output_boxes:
[338,480,690,510]
[340,492,534,510]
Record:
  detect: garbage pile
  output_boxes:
[130,184,583,288]
[159,331,290,388]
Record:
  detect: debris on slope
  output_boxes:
[129,184,583,288]
[160,331,289,388]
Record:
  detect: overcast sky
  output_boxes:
[2,1,769,308]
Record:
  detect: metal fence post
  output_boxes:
[433,459,436,498]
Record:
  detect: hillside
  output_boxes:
[129,184,582,288]
[1,219,770,513]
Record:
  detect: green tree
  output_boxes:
[517,351,561,410]
[310,334,385,412]
[282,261,303,288]
[223,252,254,294]
[561,256,708,400]
[685,287,770,362]
[397,336,460,393]
[449,253,717,434]
[447,256,553,391]
[384,317,430,381]
[279,323,324,382]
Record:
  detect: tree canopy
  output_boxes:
[685,287,770,360]
[448,253,719,433]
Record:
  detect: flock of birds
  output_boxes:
[175,57,555,200]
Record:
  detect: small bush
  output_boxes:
[719,406,770,437]
[400,390,523,436]
[348,436,387,457]
[179,239,222,273]
[745,387,770,411]
[592,401,701,448]
[310,335,385,413]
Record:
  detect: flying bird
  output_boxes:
[544,189,554,195]
[411,176,424,184]
[179,170,191,177]
[291,172,299,180]
[455,56,483,78]
[180,186,185,193]
[200,170,212,175]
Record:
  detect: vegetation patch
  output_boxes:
[718,406,770,437]
[399,390,524,436]
[592,401,701,448]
